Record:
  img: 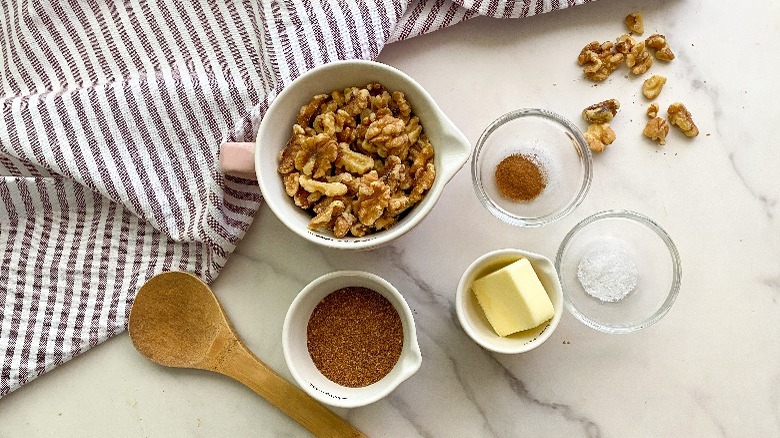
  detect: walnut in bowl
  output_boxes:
[254,60,470,250]
[278,83,436,239]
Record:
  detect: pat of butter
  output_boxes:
[472,258,554,337]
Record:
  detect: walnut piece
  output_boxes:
[667,102,699,137]
[625,12,644,35]
[584,123,616,153]
[295,133,338,178]
[582,99,621,123]
[642,75,667,99]
[643,117,670,145]
[309,198,346,232]
[364,114,410,158]
[279,83,436,238]
[299,175,348,197]
[336,142,374,174]
[578,41,625,81]
[647,103,659,118]
[626,41,653,75]
[354,171,391,226]
[615,34,637,55]
[645,34,675,61]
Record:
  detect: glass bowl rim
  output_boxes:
[554,209,683,334]
[471,108,593,227]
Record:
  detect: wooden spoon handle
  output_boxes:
[216,338,366,438]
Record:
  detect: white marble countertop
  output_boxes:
[2,0,779,436]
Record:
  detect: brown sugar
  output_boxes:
[306,287,403,387]
[494,153,547,201]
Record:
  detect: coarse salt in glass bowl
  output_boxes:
[555,209,682,334]
[471,108,592,227]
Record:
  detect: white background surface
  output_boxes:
[2,0,779,436]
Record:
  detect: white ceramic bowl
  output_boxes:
[456,249,564,354]
[282,271,422,408]
[255,60,471,250]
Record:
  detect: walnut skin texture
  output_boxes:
[583,99,621,123]
[578,41,624,81]
[584,123,617,153]
[642,75,667,99]
[278,84,436,238]
[645,34,675,61]
[647,103,659,119]
[625,12,644,35]
[667,102,699,137]
[643,117,670,145]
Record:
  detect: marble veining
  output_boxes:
[2,0,779,436]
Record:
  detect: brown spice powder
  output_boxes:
[306,287,403,387]
[494,153,547,201]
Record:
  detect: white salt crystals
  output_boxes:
[577,238,639,302]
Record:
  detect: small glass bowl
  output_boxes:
[555,210,682,334]
[472,108,592,227]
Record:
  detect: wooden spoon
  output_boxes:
[128,271,365,438]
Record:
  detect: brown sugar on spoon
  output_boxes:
[494,153,547,201]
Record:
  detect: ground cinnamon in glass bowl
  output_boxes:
[494,153,547,202]
[471,108,592,227]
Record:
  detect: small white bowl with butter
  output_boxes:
[456,248,564,354]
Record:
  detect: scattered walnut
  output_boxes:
[642,75,667,99]
[645,34,675,61]
[667,102,699,137]
[279,83,436,238]
[578,41,625,81]
[625,12,644,34]
[626,41,653,75]
[584,123,616,153]
[643,117,670,145]
[582,99,621,123]
[647,103,659,118]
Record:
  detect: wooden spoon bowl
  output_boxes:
[129,271,365,438]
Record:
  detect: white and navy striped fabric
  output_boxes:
[0,0,590,397]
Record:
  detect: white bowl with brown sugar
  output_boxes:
[282,270,422,408]
[250,60,471,250]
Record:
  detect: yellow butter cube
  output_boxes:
[472,258,554,337]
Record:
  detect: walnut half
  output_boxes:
[643,117,670,145]
[667,102,699,137]
[642,75,667,99]
[645,34,675,61]
[625,12,644,35]
[578,41,624,81]
[582,99,621,123]
[584,123,616,153]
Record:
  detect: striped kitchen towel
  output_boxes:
[0,0,592,397]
